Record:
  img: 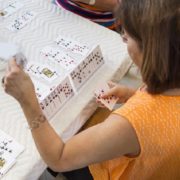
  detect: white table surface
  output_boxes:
[0,0,131,179]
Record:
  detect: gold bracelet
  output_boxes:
[29,114,46,131]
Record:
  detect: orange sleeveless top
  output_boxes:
[89,91,180,179]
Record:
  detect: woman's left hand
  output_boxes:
[3,59,37,106]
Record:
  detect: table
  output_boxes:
[0,0,131,179]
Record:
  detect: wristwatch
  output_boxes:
[88,0,96,5]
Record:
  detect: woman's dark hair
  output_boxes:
[116,0,180,94]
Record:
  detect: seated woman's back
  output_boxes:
[90,90,180,179]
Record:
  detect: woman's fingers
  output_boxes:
[96,99,106,108]
[107,81,117,88]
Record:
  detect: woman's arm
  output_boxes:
[4,59,140,172]
[22,102,139,172]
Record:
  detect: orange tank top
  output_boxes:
[89,90,180,180]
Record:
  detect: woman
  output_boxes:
[3,0,180,179]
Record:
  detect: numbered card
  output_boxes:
[7,11,37,32]
[69,45,104,90]
[0,130,24,178]
[55,35,90,56]
[26,63,60,83]
[0,1,24,18]
[31,78,53,101]
[94,83,119,111]
[0,130,24,159]
[41,46,77,70]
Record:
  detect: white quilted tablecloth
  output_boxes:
[0,0,131,179]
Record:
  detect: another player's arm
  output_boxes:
[73,0,119,11]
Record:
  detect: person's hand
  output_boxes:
[96,81,135,107]
[3,59,37,106]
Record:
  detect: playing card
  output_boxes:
[70,64,85,90]
[31,77,58,118]
[0,151,16,178]
[7,11,36,32]
[40,76,74,119]
[31,78,51,101]
[0,139,24,159]
[55,35,73,49]
[47,95,55,114]
[82,53,96,76]
[41,98,53,118]
[61,77,74,101]
[0,130,24,177]
[40,46,60,60]
[39,101,49,118]
[50,89,62,109]
[40,66,59,82]
[0,130,24,159]
[94,83,119,111]
[57,52,77,70]
[69,56,95,90]
[14,52,27,69]
[41,46,77,71]
[55,35,90,56]
[69,45,104,91]
[0,1,24,18]
[0,42,27,68]
[91,46,104,71]
[26,63,60,83]
[54,77,74,105]
[70,41,90,56]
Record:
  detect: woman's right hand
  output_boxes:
[3,59,37,107]
[96,81,135,108]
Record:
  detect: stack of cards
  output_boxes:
[94,83,119,111]
[0,130,24,178]
[31,79,54,102]
[34,35,105,118]
[41,36,105,85]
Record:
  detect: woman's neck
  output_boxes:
[140,85,180,96]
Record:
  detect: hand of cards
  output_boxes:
[94,83,119,111]
[0,42,27,71]
[0,130,24,178]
